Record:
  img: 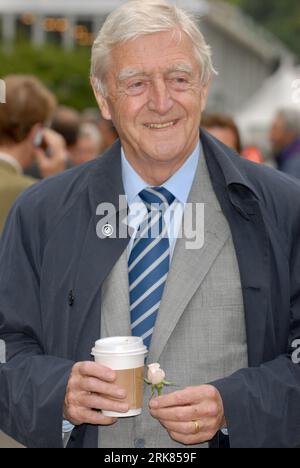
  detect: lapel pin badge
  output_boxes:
[102,223,114,238]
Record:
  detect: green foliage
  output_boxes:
[0,42,96,110]
[223,0,300,60]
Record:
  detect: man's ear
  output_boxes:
[90,76,112,121]
[200,79,212,113]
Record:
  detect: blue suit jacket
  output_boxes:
[0,130,300,448]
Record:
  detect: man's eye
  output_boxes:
[168,77,190,91]
[129,81,145,89]
[126,81,146,95]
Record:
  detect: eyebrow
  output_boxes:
[118,64,194,82]
[118,69,145,82]
[167,64,194,75]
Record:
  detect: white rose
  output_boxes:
[147,363,166,385]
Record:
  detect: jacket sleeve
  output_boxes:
[0,201,74,448]
[212,207,300,448]
[212,355,300,448]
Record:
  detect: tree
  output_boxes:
[224,0,300,60]
[0,43,95,110]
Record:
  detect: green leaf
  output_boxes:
[0,41,95,110]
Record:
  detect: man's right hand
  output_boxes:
[64,362,129,426]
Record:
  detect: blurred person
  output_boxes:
[0,75,66,234]
[202,112,242,153]
[51,106,81,160]
[25,106,80,178]
[98,114,119,153]
[202,113,264,164]
[81,107,118,153]
[270,108,300,178]
[81,107,101,126]
[242,146,264,164]
[82,108,118,153]
[1,0,300,450]
[72,123,102,166]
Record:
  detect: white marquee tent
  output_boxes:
[236,64,300,145]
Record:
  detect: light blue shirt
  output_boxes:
[121,142,200,258]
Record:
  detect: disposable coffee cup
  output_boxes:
[91,336,148,417]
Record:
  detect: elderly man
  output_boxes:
[270,108,300,179]
[0,0,300,449]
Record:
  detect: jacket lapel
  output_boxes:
[221,198,270,366]
[202,130,270,366]
[148,154,230,363]
[72,141,130,350]
[101,250,131,338]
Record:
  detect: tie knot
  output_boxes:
[139,187,175,211]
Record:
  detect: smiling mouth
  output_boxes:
[144,120,179,129]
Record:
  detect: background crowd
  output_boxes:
[1,73,300,236]
[0,0,300,450]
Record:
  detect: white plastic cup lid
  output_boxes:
[91,336,148,356]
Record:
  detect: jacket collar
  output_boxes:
[87,130,260,215]
[200,129,260,200]
[88,139,124,214]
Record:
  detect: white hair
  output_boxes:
[91,0,217,96]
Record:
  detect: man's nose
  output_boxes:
[147,79,174,115]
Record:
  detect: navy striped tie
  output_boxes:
[129,187,175,349]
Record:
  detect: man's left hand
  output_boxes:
[149,385,226,446]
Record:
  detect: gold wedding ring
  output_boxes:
[193,420,200,434]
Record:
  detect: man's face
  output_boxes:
[270,115,295,154]
[94,30,209,175]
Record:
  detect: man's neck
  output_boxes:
[129,160,187,186]
[0,143,29,171]
[122,142,199,186]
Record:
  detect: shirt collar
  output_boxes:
[121,141,200,205]
[0,152,23,175]
[121,150,148,205]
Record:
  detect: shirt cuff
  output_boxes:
[63,420,75,433]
